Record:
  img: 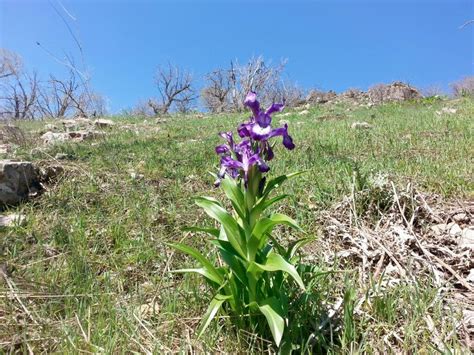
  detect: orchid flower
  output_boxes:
[238,92,295,150]
[214,92,295,186]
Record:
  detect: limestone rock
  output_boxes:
[0,213,26,227]
[368,82,422,103]
[351,121,373,130]
[41,131,69,145]
[94,119,115,128]
[0,160,39,205]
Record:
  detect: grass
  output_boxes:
[1,97,473,352]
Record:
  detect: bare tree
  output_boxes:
[201,56,288,113]
[0,71,39,119]
[37,71,80,118]
[451,76,474,97]
[263,79,306,108]
[201,69,232,113]
[37,68,107,118]
[228,56,287,111]
[152,63,196,114]
[0,48,23,79]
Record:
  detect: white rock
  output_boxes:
[94,119,115,128]
[430,222,462,237]
[448,223,462,237]
[435,107,457,116]
[351,121,373,129]
[298,110,310,115]
[466,269,474,283]
[0,213,26,227]
[459,228,474,249]
[41,131,69,145]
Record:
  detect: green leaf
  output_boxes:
[257,297,285,347]
[171,267,222,284]
[197,294,232,337]
[251,194,289,221]
[221,178,246,220]
[253,213,302,239]
[166,243,223,284]
[286,237,315,260]
[255,252,306,291]
[247,213,302,260]
[195,197,246,258]
[263,171,305,197]
[182,226,220,238]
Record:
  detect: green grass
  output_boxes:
[1,98,472,352]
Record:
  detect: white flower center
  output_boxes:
[252,124,271,136]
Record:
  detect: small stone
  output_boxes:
[0,213,26,227]
[448,223,462,237]
[54,153,68,160]
[459,228,474,249]
[130,171,144,180]
[298,110,309,115]
[466,269,474,283]
[351,121,373,130]
[452,213,469,223]
[41,131,69,145]
[94,119,115,128]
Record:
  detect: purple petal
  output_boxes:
[283,133,295,150]
[244,91,260,118]
[221,156,243,170]
[255,112,271,128]
[237,122,252,138]
[266,143,274,160]
[267,124,295,150]
[265,103,285,115]
[219,131,233,147]
[215,144,229,154]
[258,160,270,173]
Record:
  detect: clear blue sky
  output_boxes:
[1,0,473,112]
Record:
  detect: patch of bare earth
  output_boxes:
[306,180,473,351]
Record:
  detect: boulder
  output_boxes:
[368,82,422,103]
[306,90,337,104]
[0,160,40,205]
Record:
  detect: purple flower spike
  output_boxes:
[213,92,295,187]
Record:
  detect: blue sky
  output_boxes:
[1,0,472,112]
